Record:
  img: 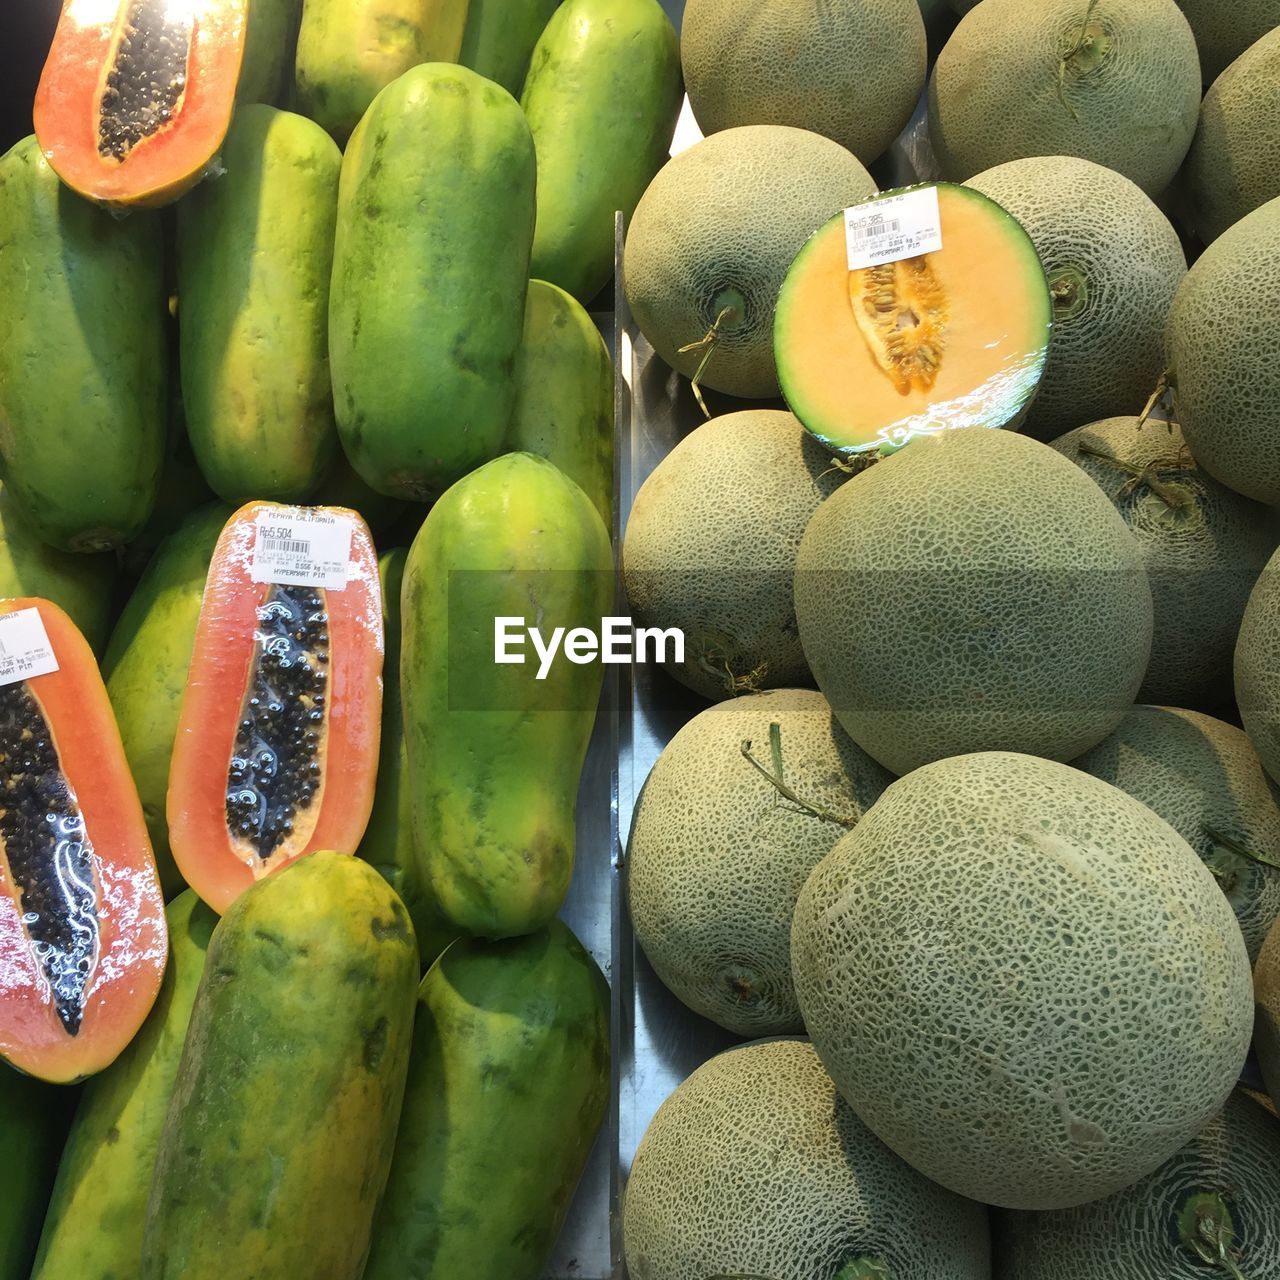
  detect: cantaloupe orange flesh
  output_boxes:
[775,184,1051,455]
[33,0,248,208]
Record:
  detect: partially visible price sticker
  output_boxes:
[250,508,354,591]
[0,607,59,686]
[845,186,944,271]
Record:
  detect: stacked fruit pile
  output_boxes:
[2,0,1280,1276]
[618,0,1280,1278]
[0,1,678,1277]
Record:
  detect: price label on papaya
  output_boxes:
[0,607,59,685]
[250,509,354,591]
[845,186,944,271]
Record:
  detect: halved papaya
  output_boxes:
[166,502,383,914]
[774,183,1052,457]
[34,0,249,208]
[0,598,167,1084]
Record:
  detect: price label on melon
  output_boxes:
[250,509,354,591]
[845,186,944,271]
[0,607,59,685]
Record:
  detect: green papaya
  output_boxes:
[237,0,303,104]
[365,923,611,1280]
[0,137,165,552]
[295,0,473,140]
[141,853,418,1280]
[0,1071,74,1280]
[521,0,682,303]
[458,0,559,94]
[330,63,536,500]
[104,504,232,897]
[360,549,457,965]
[0,484,115,655]
[177,105,341,503]
[506,280,614,525]
[402,452,613,937]
[31,892,217,1280]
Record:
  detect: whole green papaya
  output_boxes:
[141,853,419,1280]
[521,0,682,303]
[402,452,612,937]
[459,0,559,94]
[0,137,165,551]
[330,63,535,500]
[31,892,217,1280]
[364,922,610,1280]
[178,105,341,503]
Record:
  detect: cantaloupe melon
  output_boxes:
[928,0,1202,196]
[1175,0,1280,81]
[794,426,1153,776]
[1049,417,1276,708]
[1236,546,1280,785]
[623,126,876,399]
[993,1090,1280,1277]
[626,691,893,1037]
[774,184,1052,457]
[680,0,928,166]
[1184,28,1280,244]
[965,159,1185,439]
[1073,705,1280,962]
[1168,198,1280,504]
[622,1038,992,1280]
[623,410,848,700]
[1257,920,1280,1112]
[791,750,1255,1210]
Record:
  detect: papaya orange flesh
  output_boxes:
[166,503,383,915]
[0,598,167,1084]
[775,183,1052,457]
[34,0,248,208]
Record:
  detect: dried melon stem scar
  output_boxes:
[848,256,948,396]
[1074,440,1195,513]
[678,305,736,419]
[1181,1192,1250,1279]
[1057,0,1107,121]
[1136,369,1175,430]
[739,723,858,829]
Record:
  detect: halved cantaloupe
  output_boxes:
[775,183,1052,457]
[34,0,249,208]
[166,502,383,915]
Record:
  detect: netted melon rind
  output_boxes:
[1073,704,1280,962]
[1256,921,1280,1113]
[791,751,1254,1210]
[623,410,848,701]
[1167,197,1280,504]
[793,426,1153,776]
[626,690,892,1036]
[1237,545,1280,785]
[927,0,1202,196]
[964,158,1185,439]
[992,1091,1280,1277]
[680,0,927,165]
[1049,416,1277,709]
[623,126,876,399]
[1184,27,1280,244]
[1174,0,1280,82]
[622,1037,992,1280]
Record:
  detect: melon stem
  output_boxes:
[1182,1191,1250,1279]
[1136,370,1174,430]
[1056,0,1103,120]
[678,305,736,419]
[1074,441,1194,514]
[739,724,858,829]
